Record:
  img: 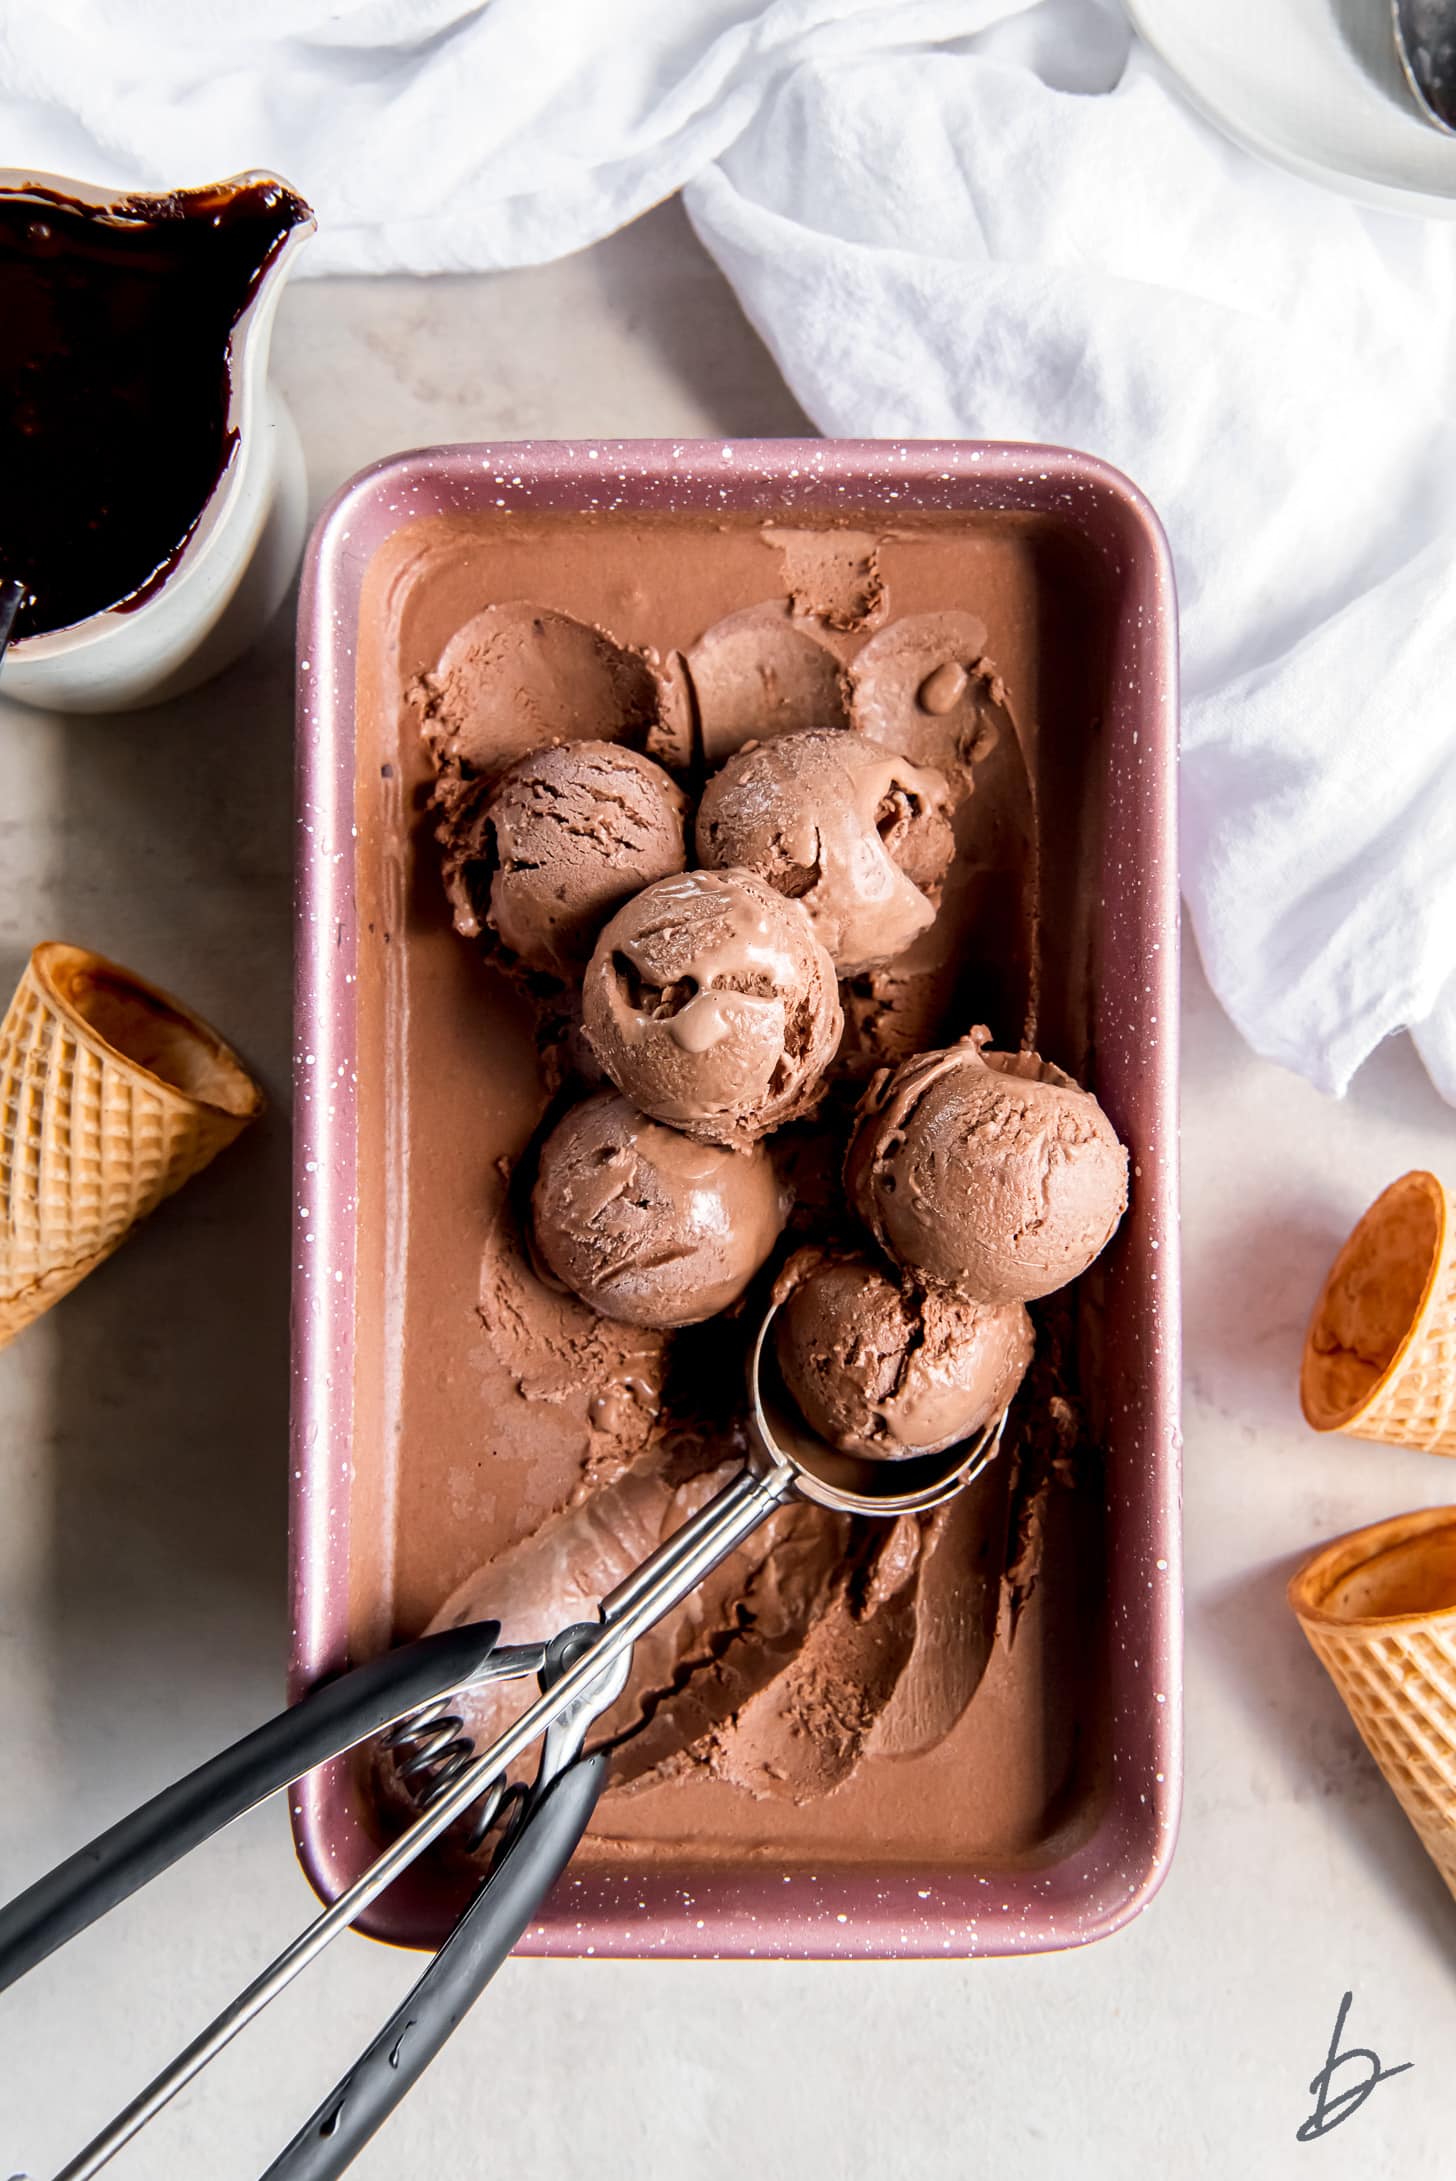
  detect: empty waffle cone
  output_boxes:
[1289,1507,1456,1902]
[0,942,263,1345]
[1300,1171,1456,1455]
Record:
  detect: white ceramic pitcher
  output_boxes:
[2,168,315,714]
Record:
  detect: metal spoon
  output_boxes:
[1393,0,1456,133]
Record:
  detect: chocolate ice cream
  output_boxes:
[774,1248,1033,1460]
[417,602,659,786]
[762,527,887,632]
[696,729,955,976]
[839,923,969,1077]
[842,612,1039,1066]
[686,601,849,762]
[531,1090,786,1328]
[581,868,843,1150]
[352,505,1118,1887]
[849,610,996,778]
[846,1028,1128,1305]
[438,741,688,977]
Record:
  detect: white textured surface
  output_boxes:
[1,203,1454,2179]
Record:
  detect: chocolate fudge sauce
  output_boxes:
[0,177,310,641]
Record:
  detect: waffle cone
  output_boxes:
[1290,1507,1456,1902]
[0,943,263,1345]
[1300,1171,1456,1455]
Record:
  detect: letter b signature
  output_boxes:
[1297,1990,1411,2142]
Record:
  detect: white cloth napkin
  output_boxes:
[5,0,1454,1100]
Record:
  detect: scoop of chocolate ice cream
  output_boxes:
[774,1248,1032,1460]
[418,602,659,784]
[848,610,996,780]
[581,868,843,1150]
[439,741,689,976]
[685,601,848,763]
[532,1091,787,1327]
[846,1028,1129,1304]
[696,729,955,976]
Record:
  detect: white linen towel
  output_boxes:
[3,0,1453,1100]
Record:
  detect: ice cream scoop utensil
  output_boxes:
[0,1298,1006,2177]
[0,1622,596,2179]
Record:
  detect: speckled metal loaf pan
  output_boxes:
[291,439,1182,1960]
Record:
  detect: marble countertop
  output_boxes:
[2,201,1453,2180]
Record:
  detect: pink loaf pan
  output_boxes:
[291,439,1182,1960]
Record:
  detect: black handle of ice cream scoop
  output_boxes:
[261,1751,609,2181]
[0,1621,503,1992]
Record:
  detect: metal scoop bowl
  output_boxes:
[745,1290,1008,1516]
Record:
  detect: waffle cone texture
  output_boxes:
[0,943,262,1345]
[1301,1171,1456,1456]
[1290,1507,1456,1903]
